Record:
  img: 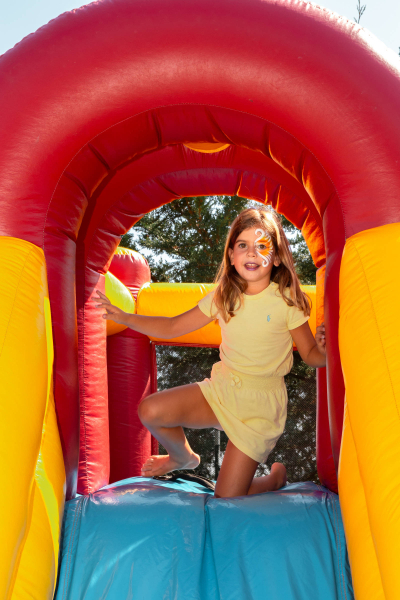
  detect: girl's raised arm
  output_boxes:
[94,290,213,339]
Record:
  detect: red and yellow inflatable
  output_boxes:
[0,0,399,598]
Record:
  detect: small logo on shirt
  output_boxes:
[267,315,271,322]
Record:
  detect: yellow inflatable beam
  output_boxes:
[339,222,400,600]
[0,237,65,600]
[105,270,135,336]
[136,282,316,345]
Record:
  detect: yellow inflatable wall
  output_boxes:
[339,222,400,600]
[0,238,65,600]
[136,282,316,346]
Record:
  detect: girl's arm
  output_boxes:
[290,321,326,368]
[94,290,213,339]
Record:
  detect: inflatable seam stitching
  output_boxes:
[81,271,90,492]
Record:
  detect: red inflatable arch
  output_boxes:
[91,143,330,488]
[1,0,400,500]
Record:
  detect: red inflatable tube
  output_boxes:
[150,344,159,457]
[85,143,325,268]
[323,199,346,469]
[317,367,338,493]
[108,250,151,300]
[106,250,154,485]
[74,134,328,494]
[107,330,153,484]
[79,142,329,493]
[76,268,109,493]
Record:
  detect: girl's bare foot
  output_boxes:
[141,452,200,477]
[270,462,287,489]
[247,461,287,495]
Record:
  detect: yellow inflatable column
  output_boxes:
[0,237,66,600]
[339,222,400,600]
[339,404,384,599]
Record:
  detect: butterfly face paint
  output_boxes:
[254,228,274,267]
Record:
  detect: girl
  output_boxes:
[95,207,326,498]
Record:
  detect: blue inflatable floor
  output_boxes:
[55,478,354,600]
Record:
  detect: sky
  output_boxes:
[1,0,399,57]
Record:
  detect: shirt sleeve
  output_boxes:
[197,290,217,318]
[286,303,310,330]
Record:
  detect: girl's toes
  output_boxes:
[141,461,154,476]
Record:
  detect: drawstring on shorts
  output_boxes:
[217,362,285,392]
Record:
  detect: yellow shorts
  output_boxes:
[196,361,288,463]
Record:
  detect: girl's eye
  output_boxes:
[238,243,246,248]
[257,244,266,250]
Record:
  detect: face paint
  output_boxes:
[254,228,274,267]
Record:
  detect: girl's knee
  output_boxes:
[138,395,160,426]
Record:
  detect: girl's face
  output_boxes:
[228,227,281,285]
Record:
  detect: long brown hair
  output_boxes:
[211,207,311,322]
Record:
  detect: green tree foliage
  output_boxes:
[120,196,318,483]
[121,196,317,285]
[120,195,248,283]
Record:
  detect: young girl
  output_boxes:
[95,207,326,498]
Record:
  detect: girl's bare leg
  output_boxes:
[214,441,287,498]
[214,441,259,498]
[138,383,221,477]
[139,384,286,496]
[247,462,287,495]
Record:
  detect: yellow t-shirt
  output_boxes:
[197,281,309,378]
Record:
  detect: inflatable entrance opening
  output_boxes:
[1,0,400,599]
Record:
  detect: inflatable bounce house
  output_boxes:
[1,0,399,598]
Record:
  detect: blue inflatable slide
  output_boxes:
[55,477,354,600]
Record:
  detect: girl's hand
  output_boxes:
[315,322,326,356]
[94,290,127,325]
